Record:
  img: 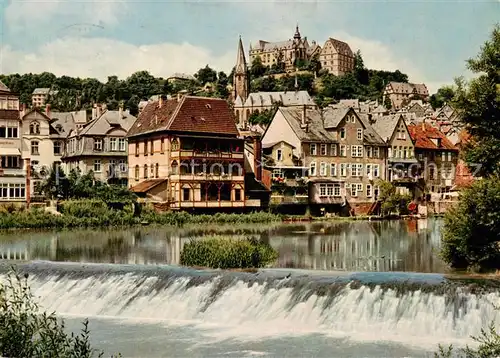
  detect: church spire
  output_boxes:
[293,23,301,40]
[235,35,247,74]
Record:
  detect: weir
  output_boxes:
[1,261,499,348]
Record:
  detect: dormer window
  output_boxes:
[29,121,40,135]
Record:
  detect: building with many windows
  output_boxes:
[63,106,136,185]
[127,95,254,210]
[0,80,27,203]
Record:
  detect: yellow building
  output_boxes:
[319,38,355,76]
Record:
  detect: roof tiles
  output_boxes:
[408,122,458,151]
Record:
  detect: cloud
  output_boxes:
[0,37,235,81]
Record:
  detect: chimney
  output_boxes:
[20,103,26,118]
[45,104,51,118]
[253,136,262,181]
[159,96,163,108]
[119,103,123,118]
[421,118,426,132]
[25,158,31,208]
[92,104,97,120]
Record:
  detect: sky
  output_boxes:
[0,0,498,93]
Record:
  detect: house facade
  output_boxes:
[127,95,251,210]
[63,107,136,185]
[0,81,27,203]
[383,82,429,110]
[318,38,355,76]
[408,122,459,197]
[372,114,420,196]
[262,106,387,214]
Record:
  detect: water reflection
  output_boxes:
[0,219,447,273]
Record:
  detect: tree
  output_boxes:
[376,180,412,215]
[215,71,229,98]
[306,53,322,74]
[453,25,499,177]
[0,269,120,357]
[194,65,217,85]
[250,56,267,79]
[429,86,456,109]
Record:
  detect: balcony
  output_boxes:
[177,150,244,160]
[170,173,245,182]
[0,168,25,177]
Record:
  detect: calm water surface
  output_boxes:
[0,218,446,273]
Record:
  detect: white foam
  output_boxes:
[14,273,499,351]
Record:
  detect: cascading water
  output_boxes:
[3,261,499,355]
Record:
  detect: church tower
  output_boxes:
[233,36,249,103]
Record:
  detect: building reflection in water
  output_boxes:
[0,219,446,273]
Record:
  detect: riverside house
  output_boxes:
[371,113,420,196]
[0,81,27,203]
[262,105,387,215]
[127,95,250,211]
[408,122,459,198]
[63,105,136,185]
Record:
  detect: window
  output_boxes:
[119,138,126,152]
[235,188,242,201]
[144,164,148,179]
[155,163,159,178]
[330,144,337,156]
[135,143,139,156]
[144,141,148,155]
[93,160,101,172]
[367,184,372,197]
[310,143,317,156]
[418,153,424,160]
[53,141,62,155]
[351,184,358,197]
[320,162,327,176]
[326,184,333,197]
[150,140,154,155]
[366,146,372,158]
[272,169,282,179]
[366,164,372,177]
[94,138,103,151]
[334,183,341,197]
[171,138,179,151]
[0,183,25,199]
[109,160,116,176]
[340,145,347,157]
[309,162,317,176]
[182,188,190,201]
[110,138,118,151]
[442,152,445,162]
[373,164,380,177]
[373,147,379,158]
[320,144,327,156]
[151,165,155,177]
[30,141,39,155]
[340,128,346,139]
[340,163,347,176]
[319,184,327,196]
[352,145,363,158]
[160,138,165,154]
[330,163,337,176]
[134,165,140,180]
[29,121,40,135]
[447,152,452,161]
[374,186,380,198]
[352,163,363,177]
[119,159,126,172]
[357,128,363,140]
[276,149,283,161]
[403,147,408,159]
[429,167,435,180]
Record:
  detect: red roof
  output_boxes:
[128,96,239,138]
[0,109,19,120]
[130,179,167,193]
[408,122,458,151]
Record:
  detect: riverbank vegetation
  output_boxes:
[441,25,500,273]
[0,201,282,230]
[180,236,278,269]
[0,269,120,357]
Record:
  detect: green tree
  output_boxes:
[307,53,322,74]
[250,56,267,79]
[0,269,120,357]
[215,71,229,98]
[440,176,500,271]
[194,65,217,85]
[429,86,456,109]
[453,26,499,177]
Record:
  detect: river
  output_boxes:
[0,218,495,357]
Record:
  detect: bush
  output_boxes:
[180,236,278,269]
[0,268,120,357]
[440,177,500,272]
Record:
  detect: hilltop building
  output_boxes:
[383,82,429,110]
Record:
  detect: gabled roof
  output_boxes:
[22,108,51,121]
[127,96,239,138]
[130,179,167,193]
[243,91,314,107]
[408,122,458,151]
[324,38,353,56]
[32,88,51,95]
[371,114,403,142]
[79,110,136,136]
[386,82,429,96]
[0,80,11,94]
